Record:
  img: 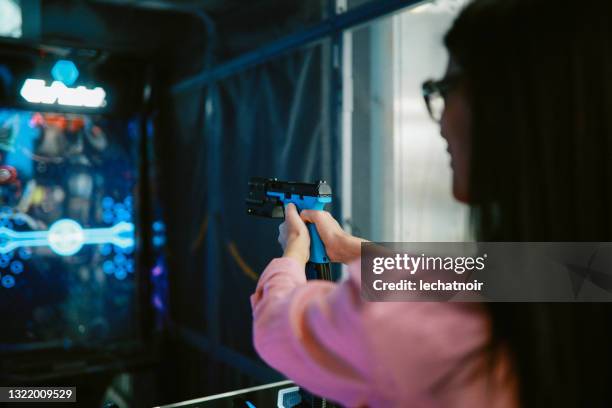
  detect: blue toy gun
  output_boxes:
[246,177,333,280]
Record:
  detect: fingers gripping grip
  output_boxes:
[268,193,331,264]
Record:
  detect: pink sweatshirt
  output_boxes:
[251,257,517,408]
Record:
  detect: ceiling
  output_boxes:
[0,0,326,85]
[88,0,324,57]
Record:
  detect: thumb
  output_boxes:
[300,209,320,224]
[284,203,301,222]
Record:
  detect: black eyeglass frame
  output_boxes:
[421,74,462,122]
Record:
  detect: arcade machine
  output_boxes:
[0,41,163,405]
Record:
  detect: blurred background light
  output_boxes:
[0,0,21,38]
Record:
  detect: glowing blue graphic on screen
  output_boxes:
[0,218,134,256]
[1,274,15,288]
[51,60,79,86]
[0,108,141,348]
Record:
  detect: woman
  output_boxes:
[251,0,612,406]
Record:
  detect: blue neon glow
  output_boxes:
[1,274,15,288]
[0,218,134,256]
[114,253,127,265]
[152,220,166,248]
[115,210,131,222]
[153,235,166,247]
[103,260,115,274]
[18,247,31,260]
[0,253,12,262]
[100,244,112,256]
[102,196,134,226]
[113,203,126,213]
[48,218,85,256]
[51,60,79,86]
[0,254,11,267]
[102,210,114,224]
[246,402,256,408]
[115,268,127,280]
[102,196,114,209]
[10,260,23,274]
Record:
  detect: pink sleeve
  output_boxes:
[251,257,493,408]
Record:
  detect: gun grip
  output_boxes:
[307,222,329,264]
[279,197,331,264]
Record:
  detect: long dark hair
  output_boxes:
[445,1,612,407]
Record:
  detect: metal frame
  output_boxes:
[339,1,353,280]
[155,380,293,408]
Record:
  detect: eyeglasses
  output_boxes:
[421,75,461,123]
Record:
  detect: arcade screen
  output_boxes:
[0,108,140,350]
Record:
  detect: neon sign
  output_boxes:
[19,59,107,108]
[20,79,106,108]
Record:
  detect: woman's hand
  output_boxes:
[300,210,366,264]
[278,203,310,265]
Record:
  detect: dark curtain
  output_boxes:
[154,42,334,402]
